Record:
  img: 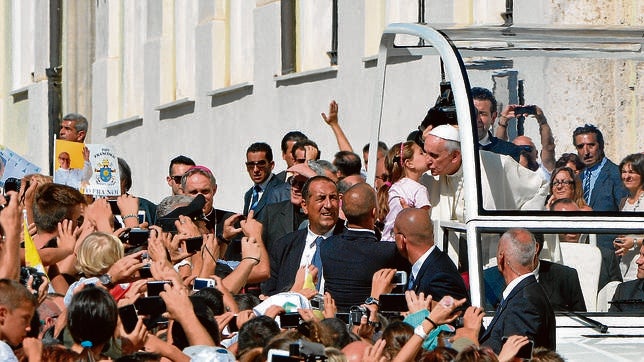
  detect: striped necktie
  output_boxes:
[583,169,591,204]
[407,273,416,290]
[250,185,261,210]
[311,236,324,290]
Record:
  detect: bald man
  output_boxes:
[321,183,408,312]
[393,208,469,304]
[479,228,555,354]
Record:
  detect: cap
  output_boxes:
[428,124,460,142]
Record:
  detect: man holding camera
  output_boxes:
[321,183,408,312]
[472,87,523,162]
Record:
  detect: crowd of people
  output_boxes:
[0,91,642,362]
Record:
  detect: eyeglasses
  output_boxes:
[171,176,183,184]
[245,160,268,169]
[552,180,574,186]
[58,157,70,161]
[288,176,306,189]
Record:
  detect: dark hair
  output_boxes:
[549,197,577,211]
[171,296,220,350]
[382,321,414,360]
[33,183,86,232]
[470,87,497,114]
[118,157,132,193]
[281,131,308,153]
[454,344,499,362]
[247,142,274,162]
[291,140,321,161]
[417,346,458,362]
[362,141,389,155]
[67,286,118,348]
[320,318,352,349]
[333,151,362,177]
[555,153,585,172]
[572,124,604,150]
[0,279,37,310]
[168,155,195,176]
[619,153,644,181]
[237,316,280,357]
[193,287,225,316]
[233,293,261,311]
[302,175,336,201]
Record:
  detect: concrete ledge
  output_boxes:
[104,115,143,129]
[154,97,195,111]
[275,66,337,87]
[207,82,254,97]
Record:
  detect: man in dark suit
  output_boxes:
[275,131,308,183]
[243,142,290,221]
[609,245,644,312]
[393,208,469,304]
[262,176,342,295]
[480,229,556,354]
[321,183,408,312]
[484,238,586,311]
[260,163,314,250]
[574,124,629,250]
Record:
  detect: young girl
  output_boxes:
[379,141,431,241]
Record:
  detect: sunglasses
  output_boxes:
[171,176,183,184]
[245,160,268,169]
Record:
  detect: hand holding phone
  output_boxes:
[147,280,172,297]
[118,304,139,333]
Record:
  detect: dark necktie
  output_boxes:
[250,185,262,210]
[311,236,324,290]
[407,273,416,290]
[583,169,591,204]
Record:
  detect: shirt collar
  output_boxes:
[586,156,606,175]
[502,272,533,301]
[479,131,491,146]
[411,245,435,280]
[306,227,334,247]
[256,173,273,190]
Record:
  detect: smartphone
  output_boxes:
[279,312,301,329]
[267,349,297,362]
[138,210,146,224]
[139,265,152,278]
[514,105,537,115]
[392,271,407,286]
[128,228,150,246]
[193,278,216,291]
[335,313,350,325]
[185,236,204,253]
[135,296,166,316]
[108,199,120,215]
[118,304,139,333]
[227,315,238,333]
[379,293,408,312]
[147,280,171,297]
[502,337,534,359]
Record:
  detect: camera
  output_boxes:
[514,105,536,115]
[310,294,324,310]
[415,82,458,148]
[19,266,46,292]
[349,305,370,325]
[3,177,21,194]
[392,270,407,286]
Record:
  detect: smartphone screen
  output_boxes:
[135,296,166,316]
[392,271,407,285]
[185,236,204,253]
[139,266,152,278]
[279,313,301,329]
[379,293,408,312]
[118,304,138,333]
[108,199,120,215]
[128,228,150,246]
[147,280,171,297]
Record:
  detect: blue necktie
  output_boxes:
[250,185,261,210]
[311,236,324,290]
[583,170,591,204]
[407,273,416,290]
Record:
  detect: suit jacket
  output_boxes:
[321,229,410,312]
[260,200,306,251]
[484,261,586,311]
[261,223,345,296]
[480,275,556,354]
[411,247,470,304]
[583,157,629,212]
[243,174,290,220]
[608,278,644,312]
[480,133,522,162]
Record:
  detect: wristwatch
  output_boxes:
[364,296,380,306]
[98,273,113,288]
[414,324,428,339]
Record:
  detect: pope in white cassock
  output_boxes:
[421,125,550,266]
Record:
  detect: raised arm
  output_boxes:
[322,100,353,152]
